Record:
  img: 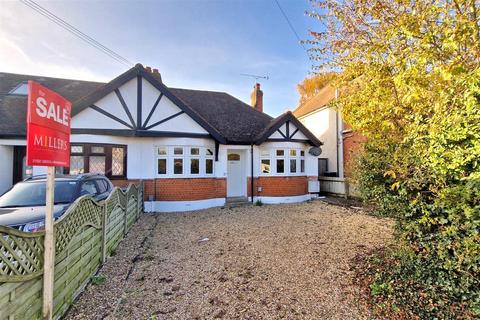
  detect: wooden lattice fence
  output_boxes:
[0,183,143,320]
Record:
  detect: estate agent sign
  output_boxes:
[26,80,71,167]
[26,80,71,320]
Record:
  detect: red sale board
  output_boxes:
[26,81,72,167]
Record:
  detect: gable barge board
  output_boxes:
[255,111,322,147]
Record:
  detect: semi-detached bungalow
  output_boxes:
[0,64,322,212]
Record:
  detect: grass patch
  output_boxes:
[91,275,106,286]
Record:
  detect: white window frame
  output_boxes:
[260,148,306,176]
[260,149,271,174]
[155,145,215,178]
[205,148,214,175]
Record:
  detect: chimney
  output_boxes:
[250,83,263,113]
[145,66,152,73]
[152,68,162,82]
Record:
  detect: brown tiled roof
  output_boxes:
[292,84,336,118]
[0,66,319,146]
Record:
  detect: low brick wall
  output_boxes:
[248,176,312,197]
[113,178,226,201]
[114,176,314,201]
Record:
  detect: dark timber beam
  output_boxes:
[115,88,136,128]
[89,105,134,129]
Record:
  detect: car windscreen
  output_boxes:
[0,181,77,207]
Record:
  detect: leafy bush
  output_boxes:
[306,1,480,316]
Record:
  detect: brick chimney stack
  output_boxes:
[152,68,162,82]
[145,66,162,82]
[250,83,263,113]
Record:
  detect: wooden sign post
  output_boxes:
[26,81,71,320]
[43,166,55,319]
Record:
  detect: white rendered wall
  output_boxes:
[70,134,216,179]
[299,107,340,174]
[0,145,13,194]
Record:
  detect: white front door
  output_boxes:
[227,152,245,197]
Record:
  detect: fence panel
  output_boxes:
[0,183,143,320]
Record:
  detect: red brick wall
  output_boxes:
[112,178,226,201]
[247,176,310,197]
[114,176,314,201]
[342,124,367,177]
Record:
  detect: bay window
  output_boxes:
[260,148,306,176]
[156,146,215,177]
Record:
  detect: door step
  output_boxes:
[226,197,250,208]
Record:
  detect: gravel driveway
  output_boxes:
[66,200,393,320]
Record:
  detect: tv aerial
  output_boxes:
[240,73,269,83]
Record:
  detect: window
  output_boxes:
[300,149,305,173]
[276,149,285,173]
[67,144,127,179]
[71,146,83,153]
[8,82,28,95]
[158,147,167,155]
[89,156,106,174]
[112,147,124,176]
[261,159,271,173]
[155,146,214,177]
[290,159,297,173]
[190,159,199,174]
[276,159,284,173]
[70,156,84,175]
[91,146,105,154]
[260,149,271,174]
[228,153,240,161]
[190,147,200,174]
[206,159,213,174]
[205,148,214,175]
[157,159,167,174]
[96,179,108,194]
[174,158,183,174]
[80,180,98,196]
[261,148,306,176]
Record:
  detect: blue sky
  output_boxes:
[0,0,320,116]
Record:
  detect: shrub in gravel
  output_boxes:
[91,275,106,286]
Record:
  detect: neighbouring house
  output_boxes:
[0,64,322,212]
[293,84,365,197]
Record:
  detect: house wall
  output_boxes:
[104,139,318,211]
[0,145,13,194]
[0,135,319,211]
[299,107,342,176]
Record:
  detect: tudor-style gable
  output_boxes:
[71,64,225,142]
[255,111,322,147]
